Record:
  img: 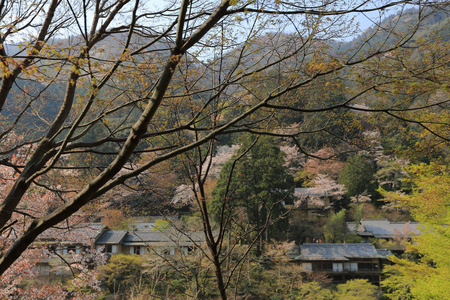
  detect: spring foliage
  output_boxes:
[381,163,450,299]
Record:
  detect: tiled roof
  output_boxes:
[122,231,205,246]
[38,223,105,242]
[376,249,394,257]
[346,222,358,232]
[94,229,205,247]
[295,243,388,261]
[360,219,420,238]
[95,230,127,244]
[128,216,179,223]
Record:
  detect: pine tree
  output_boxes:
[211,135,294,252]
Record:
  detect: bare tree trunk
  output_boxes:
[210,245,228,300]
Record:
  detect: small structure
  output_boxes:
[295,243,391,283]
[295,187,331,207]
[286,188,332,222]
[289,184,344,220]
[94,229,205,256]
[128,216,179,231]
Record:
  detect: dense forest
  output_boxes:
[0,0,449,299]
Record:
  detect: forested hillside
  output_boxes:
[0,1,449,299]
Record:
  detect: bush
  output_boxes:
[99,254,145,295]
[334,279,378,300]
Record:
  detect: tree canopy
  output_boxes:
[0,0,449,289]
[339,155,375,199]
[211,135,294,247]
[381,163,450,299]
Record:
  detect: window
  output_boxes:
[333,263,343,272]
[312,262,333,272]
[131,246,142,255]
[162,248,175,256]
[344,262,358,271]
[358,262,378,271]
[67,245,77,253]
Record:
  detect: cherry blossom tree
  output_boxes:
[297,147,346,185]
[0,134,104,298]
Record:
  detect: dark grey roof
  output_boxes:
[122,231,205,246]
[94,229,205,247]
[129,216,179,223]
[123,231,166,243]
[360,219,420,238]
[376,249,393,257]
[347,222,358,232]
[295,243,387,261]
[95,230,127,244]
[38,223,105,243]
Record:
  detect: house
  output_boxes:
[94,229,205,256]
[37,222,104,255]
[33,223,105,276]
[347,219,421,252]
[33,217,204,276]
[294,243,392,283]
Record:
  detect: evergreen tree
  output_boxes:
[323,209,348,243]
[339,155,375,202]
[211,135,294,252]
